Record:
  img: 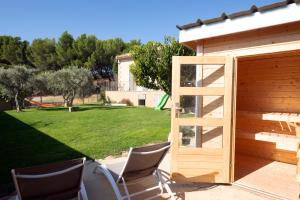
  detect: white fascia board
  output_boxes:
[179,3,300,43]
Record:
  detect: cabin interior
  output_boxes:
[234,50,300,199]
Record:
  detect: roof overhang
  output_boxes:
[179,3,300,44]
[116,53,132,62]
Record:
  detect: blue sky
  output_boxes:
[0,0,278,43]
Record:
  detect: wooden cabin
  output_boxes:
[171,1,300,199]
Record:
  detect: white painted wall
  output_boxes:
[118,59,133,91]
[117,57,148,92]
[106,91,171,108]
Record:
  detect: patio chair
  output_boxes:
[11,157,88,200]
[93,142,175,200]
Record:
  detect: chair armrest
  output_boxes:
[93,164,122,200]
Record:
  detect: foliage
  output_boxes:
[88,38,125,78]
[56,31,75,67]
[130,37,195,95]
[86,40,105,69]
[0,33,140,81]
[102,38,125,69]
[180,64,196,87]
[27,38,58,71]
[123,39,141,53]
[180,126,195,137]
[0,66,35,112]
[33,71,52,97]
[0,36,29,66]
[48,66,94,107]
[71,34,97,68]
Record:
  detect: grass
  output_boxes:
[0,105,170,195]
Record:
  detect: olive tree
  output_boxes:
[33,72,52,103]
[48,66,94,108]
[0,66,35,112]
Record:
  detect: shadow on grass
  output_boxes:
[37,106,68,111]
[0,112,91,197]
[78,105,134,111]
[38,105,134,112]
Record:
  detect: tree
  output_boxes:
[78,78,95,104]
[85,38,125,79]
[85,40,105,69]
[130,37,195,95]
[102,38,125,66]
[72,34,97,68]
[103,38,125,74]
[48,66,94,108]
[123,39,141,53]
[86,40,116,80]
[84,38,125,68]
[56,31,75,67]
[0,66,35,112]
[0,36,29,67]
[27,38,58,70]
[33,72,52,103]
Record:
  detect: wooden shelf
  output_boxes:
[236,129,298,151]
[235,110,300,164]
[237,110,300,123]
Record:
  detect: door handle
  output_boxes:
[173,103,182,111]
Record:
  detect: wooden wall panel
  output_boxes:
[202,65,224,88]
[236,138,297,164]
[237,54,300,113]
[202,21,300,57]
[236,117,299,135]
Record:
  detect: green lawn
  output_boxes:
[0,105,170,195]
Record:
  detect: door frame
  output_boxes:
[230,57,238,182]
[170,55,236,183]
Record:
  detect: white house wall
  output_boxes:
[118,59,133,91]
[106,91,171,108]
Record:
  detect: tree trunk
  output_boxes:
[63,95,68,107]
[22,99,25,109]
[15,92,21,112]
[66,94,75,112]
[67,97,74,107]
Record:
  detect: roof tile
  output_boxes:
[177,0,298,30]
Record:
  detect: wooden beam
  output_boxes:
[176,56,226,65]
[177,87,224,96]
[174,118,224,127]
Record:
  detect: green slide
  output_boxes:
[155,94,169,110]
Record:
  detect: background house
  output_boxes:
[105,54,171,108]
[115,54,145,92]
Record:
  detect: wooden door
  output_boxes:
[171,56,234,183]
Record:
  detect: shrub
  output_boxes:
[119,98,133,106]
